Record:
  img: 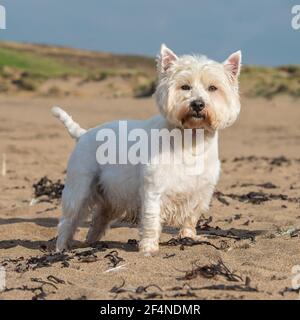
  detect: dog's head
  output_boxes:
[155,44,242,131]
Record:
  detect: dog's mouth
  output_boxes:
[188,109,206,120]
[179,107,210,129]
[181,111,207,128]
[191,112,205,120]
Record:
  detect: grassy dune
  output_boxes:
[0,47,79,78]
[0,41,299,98]
[241,65,300,98]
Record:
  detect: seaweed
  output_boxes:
[104,250,124,268]
[33,176,64,200]
[178,259,243,282]
[160,237,220,250]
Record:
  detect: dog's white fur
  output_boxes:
[53,44,241,256]
[52,106,87,140]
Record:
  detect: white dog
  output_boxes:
[52,44,241,256]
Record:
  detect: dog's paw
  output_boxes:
[178,228,207,241]
[139,239,159,257]
[56,238,71,252]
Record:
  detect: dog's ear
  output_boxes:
[223,50,242,79]
[158,44,178,73]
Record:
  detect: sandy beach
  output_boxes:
[0,94,299,300]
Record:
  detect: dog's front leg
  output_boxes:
[179,216,208,241]
[139,189,162,256]
[179,194,213,241]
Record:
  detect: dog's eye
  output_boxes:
[208,85,218,92]
[181,85,192,91]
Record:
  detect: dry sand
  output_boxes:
[0,94,299,300]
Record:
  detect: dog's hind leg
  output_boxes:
[86,201,112,245]
[56,174,94,251]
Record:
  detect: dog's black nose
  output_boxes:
[190,99,205,112]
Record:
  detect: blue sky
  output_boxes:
[0,0,299,65]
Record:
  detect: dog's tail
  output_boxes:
[51,106,87,140]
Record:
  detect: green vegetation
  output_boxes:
[241,65,300,99]
[0,41,299,98]
[0,47,79,79]
[85,68,147,82]
[134,80,156,98]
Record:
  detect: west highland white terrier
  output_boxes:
[52,44,242,256]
